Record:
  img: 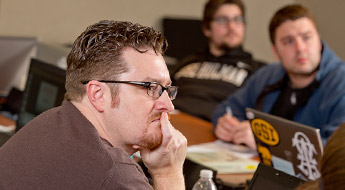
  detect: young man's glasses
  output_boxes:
[82,80,178,100]
[213,16,244,25]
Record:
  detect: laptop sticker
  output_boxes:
[292,132,320,180]
[257,144,272,166]
[251,118,280,146]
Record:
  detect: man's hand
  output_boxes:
[214,113,240,142]
[232,121,256,150]
[139,112,187,190]
[215,114,256,150]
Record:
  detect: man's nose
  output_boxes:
[295,38,306,52]
[227,20,237,29]
[156,90,174,112]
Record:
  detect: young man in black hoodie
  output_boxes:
[171,0,265,121]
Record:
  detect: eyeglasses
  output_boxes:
[213,16,244,25]
[82,80,178,100]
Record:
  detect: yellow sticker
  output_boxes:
[245,165,257,170]
[257,144,272,166]
[251,118,279,146]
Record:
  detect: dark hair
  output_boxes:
[269,4,317,44]
[319,124,345,189]
[202,0,245,30]
[65,20,167,102]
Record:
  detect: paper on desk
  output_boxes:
[188,140,257,158]
[187,140,259,174]
[0,125,15,133]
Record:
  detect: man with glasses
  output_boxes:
[0,21,187,189]
[171,0,265,121]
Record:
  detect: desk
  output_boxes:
[0,114,15,146]
[170,111,254,188]
[170,111,216,146]
[0,114,16,126]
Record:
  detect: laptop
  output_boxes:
[245,108,323,181]
[248,163,305,190]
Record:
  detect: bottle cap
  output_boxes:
[200,169,213,178]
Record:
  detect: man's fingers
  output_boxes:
[160,112,169,125]
[160,112,174,146]
[215,125,233,141]
[232,122,256,150]
[217,116,237,134]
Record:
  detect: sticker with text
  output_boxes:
[251,118,279,146]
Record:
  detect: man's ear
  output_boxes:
[86,80,107,112]
[271,44,280,61]
[203,26,211,38]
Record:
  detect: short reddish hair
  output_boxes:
[65,20,167,102]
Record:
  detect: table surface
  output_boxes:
[0,114,16,127]
[170,111,217,146]
[0,114,16,146]
[170,111,254,187]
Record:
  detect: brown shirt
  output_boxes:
[0,101,152,190]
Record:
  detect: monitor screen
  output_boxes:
[0,37,36,96]
[16,59,66,131]
[163,17,208,61]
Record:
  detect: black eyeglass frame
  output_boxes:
[212,15,245,25]
[82,80,178,100]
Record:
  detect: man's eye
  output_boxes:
[219,18,227,23]
[233,16,243,23]
[148,84,158,90]
[303,35,311,41]
[215,17,228,24]
[282,39,293,45]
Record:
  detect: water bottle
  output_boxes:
[192,169,217,190]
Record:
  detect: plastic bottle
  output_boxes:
[192,169,217,190]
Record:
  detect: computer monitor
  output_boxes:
[16,59,66,132]
[0,37,37,96]
[162,17,208,61]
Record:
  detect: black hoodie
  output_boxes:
[171,46,266,121]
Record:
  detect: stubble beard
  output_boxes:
[290,59,320,77]
[218,43,240,52]
[137,126,163,150]
[217,33,241,51]
[137,113,163,149]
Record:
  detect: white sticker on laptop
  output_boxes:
[292,132,320,180]
[271,155,295,176]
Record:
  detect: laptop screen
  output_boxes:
[246,108,323,181]
[16,59,66,132]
